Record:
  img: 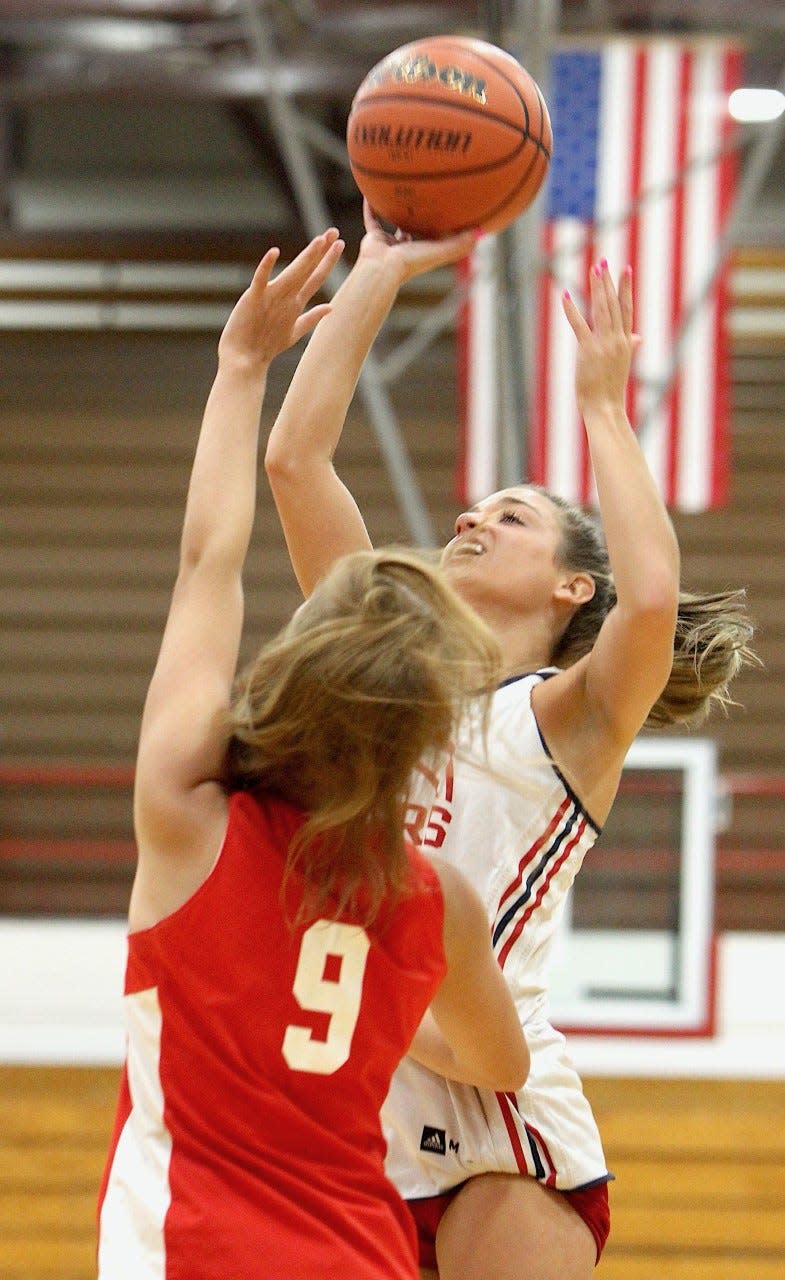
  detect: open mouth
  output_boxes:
[453,538,485,557]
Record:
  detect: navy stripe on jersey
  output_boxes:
[535,719,602,836]
[492,799,581,948]
[525,1126,546,1180]
[524,1119,558,1187]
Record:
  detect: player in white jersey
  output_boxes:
[261,205,754,1280]
[388,669,604,1195]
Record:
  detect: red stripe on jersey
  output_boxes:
[495,1092,530,1177]
[496,796,571,911]
[497,815,587,969]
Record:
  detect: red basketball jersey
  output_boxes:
[97,790,446,1280]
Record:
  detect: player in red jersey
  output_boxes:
[96,229,530,1280]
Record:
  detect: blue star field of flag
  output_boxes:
[545,50,603,221]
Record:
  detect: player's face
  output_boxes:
[441,487,565,613]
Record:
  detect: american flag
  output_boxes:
[457,38,742,510]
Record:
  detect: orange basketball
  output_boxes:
[346,35,552,238]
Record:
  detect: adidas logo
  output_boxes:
[419,1125,447,1155]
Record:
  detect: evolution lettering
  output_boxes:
[350,123,473,156]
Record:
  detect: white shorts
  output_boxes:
[383,1017,610,1198]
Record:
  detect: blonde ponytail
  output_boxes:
[543,490,757,726]
[645,588,757,727]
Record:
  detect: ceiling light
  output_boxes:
[728,87,785,123]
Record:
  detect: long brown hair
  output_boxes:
[543,490,757,726]
[224,549,501,922]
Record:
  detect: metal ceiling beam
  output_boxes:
[309,4,477,41]
[239,0,437,546]
[488,0,560,488]
[0,2,218,14]
[609,0,785,32]
[0,18,200,47]
[0,53,367,103]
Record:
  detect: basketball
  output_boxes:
[345,35,552,238]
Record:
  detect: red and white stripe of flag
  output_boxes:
[459,39,742,511]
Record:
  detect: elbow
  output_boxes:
[640,594,679,641]
[263,438,295,487]
[627,596,678,678]
[178,527,207,575]
[650,567,680,620]
[517,1039,531,1089]
[265,437,336,514]
[486,1038,530,1093]
[625,565,680,644]
[264,436,325,497]
[648,540,681,615]
[503,1041,531,1092]
[635,546,680,617]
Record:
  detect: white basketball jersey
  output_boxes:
[384,670,611,1197]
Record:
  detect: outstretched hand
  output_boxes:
[218,228,345,372]
[357,198,476,283]
[562,261,641,416]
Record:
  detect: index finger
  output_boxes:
[298,236,345,304]
[272,229,342,294]
[561,288,592,342]
[363,198,390,237]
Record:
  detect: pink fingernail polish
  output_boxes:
[563,289,571,301]
[600,257,608,269]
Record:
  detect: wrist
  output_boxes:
[215,351,271,381]
[580,398,631,430]
[353,248,408,293]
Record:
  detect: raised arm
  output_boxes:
[130,231,344,927]
[265,203,475,596]
[408,859,529,1092]
[538,263,680,799]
